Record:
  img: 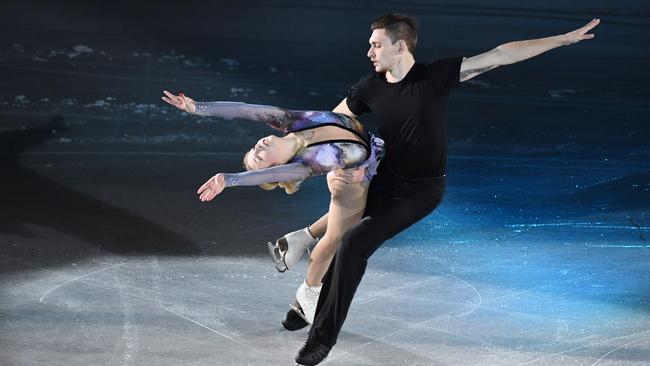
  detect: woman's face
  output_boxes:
[244,135,286,170]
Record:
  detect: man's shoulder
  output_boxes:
[422,57,464,71]
[355,71,379,85]
[349,72,380,93]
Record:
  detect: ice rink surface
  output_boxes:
[1,1,649,365]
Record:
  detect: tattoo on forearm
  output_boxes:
[460,65,498,81]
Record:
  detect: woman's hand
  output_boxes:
[197,173,226,201]
[162,90,197,114]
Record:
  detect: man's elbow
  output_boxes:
[494,44,517,65]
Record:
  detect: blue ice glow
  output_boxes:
[506,223,650,230]
[586,244,650,249]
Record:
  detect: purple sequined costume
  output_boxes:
[193,101,384,190]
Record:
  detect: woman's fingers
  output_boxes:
[201,190,216,202]
[161,96,177,106]
[198,180,211,194]
[198,175,224,201]
[163,90,180,103]
[162,90,187,109]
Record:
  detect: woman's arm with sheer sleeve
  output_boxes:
[194,101,299,132]
[221,162,313,187]
[197,163,316,201]
[162,90,301,132]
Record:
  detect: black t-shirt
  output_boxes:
[346,57,463,178]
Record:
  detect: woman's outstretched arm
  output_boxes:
[197,163,313,201]
[162,90,300,132]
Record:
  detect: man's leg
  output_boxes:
[310,191,441,345]
[296,175,445,364]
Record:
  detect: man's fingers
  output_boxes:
[582,18,600,32]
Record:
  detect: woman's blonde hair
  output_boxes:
[243,150,301,195]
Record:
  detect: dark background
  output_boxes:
[1,0,648,268]
[1,2,650,365]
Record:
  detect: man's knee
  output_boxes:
[338,217,376,259]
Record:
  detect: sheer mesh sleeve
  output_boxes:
[222,163,313,187]
[193,101,298,132]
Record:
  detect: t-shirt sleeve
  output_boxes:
[345,76,372,116]
[424,57,463,95]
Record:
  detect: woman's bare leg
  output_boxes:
[305,175,368,286]
[308,213,328,238]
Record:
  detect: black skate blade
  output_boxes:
[266,241,287,272]
[282,304,309,331]
[290,303,311,324]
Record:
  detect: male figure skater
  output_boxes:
[286,13,600,365]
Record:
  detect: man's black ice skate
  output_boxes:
[282,301,309,331]
[295,335,331,365]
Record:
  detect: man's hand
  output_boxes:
[327,167,366,195]
[162,90,197,114]
[197,173,226,202]
[335,167,366,183]
[562,18,600,45]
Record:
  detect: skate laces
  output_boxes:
[302,335,330,356]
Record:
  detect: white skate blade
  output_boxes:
[266,241,287,273]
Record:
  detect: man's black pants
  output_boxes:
[309,162,446,346]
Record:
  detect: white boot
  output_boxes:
[267,227,318,272]
[294,281,321,324]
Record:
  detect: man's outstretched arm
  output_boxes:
[459,18,600,82]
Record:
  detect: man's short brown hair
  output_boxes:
[371,13,419,54]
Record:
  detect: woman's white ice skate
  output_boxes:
[293,281,321,324]
[267,228,318,272]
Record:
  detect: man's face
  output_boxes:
[367,29,401,73]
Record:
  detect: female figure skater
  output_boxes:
[161,90,384,328]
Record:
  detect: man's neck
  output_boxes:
[386,56,416,83]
